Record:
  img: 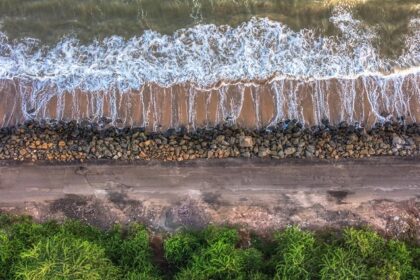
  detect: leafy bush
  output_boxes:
[0,214,419,280]
[183,240,245,279]
[105,223,160,279]
[0,216,60,279]
[320,247,368,280]
[375,239,420,280]
[238,248,264,273]
[174,227,264,280]
[164,232,200,266]
[59,219,105,243]
[7,218,59,253]
[343,228,385,261]
[411,246,420,270]
[274,226,317,280]
[369,260,404,280]
[342,228,420,279]
[101,224,125,264]
[0,230,11,279]
[202,226,240,245]
[13,234,120,280]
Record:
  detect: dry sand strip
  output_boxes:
[0,157,419,238]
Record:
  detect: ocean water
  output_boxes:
[0,0,419,129]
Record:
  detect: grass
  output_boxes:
[0,214,419,279]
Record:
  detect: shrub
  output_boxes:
[175,241,243,279]
[248,271,271,280]
[342,228,420,279]
[250,233,278,276]
[123,271,162,280]
[385,240,411,265]
[106,223,160,279]
[203,226,240,245]
[0,217,60,279]
[0,230,11,279]
[320,247,368,280]
[369,260,403,280]
[411,246,420,270]
[59,220,105,243]
[376,239,420,280]
[274,226,317,280]
[164,232,200,266]
[102,224,126,264]
[343,228,385,261]
[1,214,420,280]
[175,228,264,280]
[238,248,264,273]
[13,234,120,280]
[7,218,59,253]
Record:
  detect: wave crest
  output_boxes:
[0,8,419,92]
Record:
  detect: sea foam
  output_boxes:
[0,8,418,93]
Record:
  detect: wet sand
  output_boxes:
[1,157,419,238]
[1,74,419,130]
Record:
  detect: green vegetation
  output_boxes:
[0,214,419,280]
[13,235,119,280]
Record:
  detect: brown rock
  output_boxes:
[345,144,354,151]
[258,149,269,158]
[39,143,49,150]
[144,140,153,146]
[284,147,296,156]
[239,136,254,148]
[241,151,251,158]
[19,148,27,156]
[216,135,225,143]
[360,149,369,155]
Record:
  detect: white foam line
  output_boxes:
[188,67,420,92]
[0,8,418,93]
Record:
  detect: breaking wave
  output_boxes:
[0,8,418,93]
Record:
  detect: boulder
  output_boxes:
[284,147,296,156]
[239,136,254,148]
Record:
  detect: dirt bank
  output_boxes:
[0,157,419,240]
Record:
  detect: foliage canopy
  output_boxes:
[0,215,419,280]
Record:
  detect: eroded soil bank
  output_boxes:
[0,158,419,241]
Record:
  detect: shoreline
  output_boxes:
[2,74,420,130]
[0,120,418,163]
